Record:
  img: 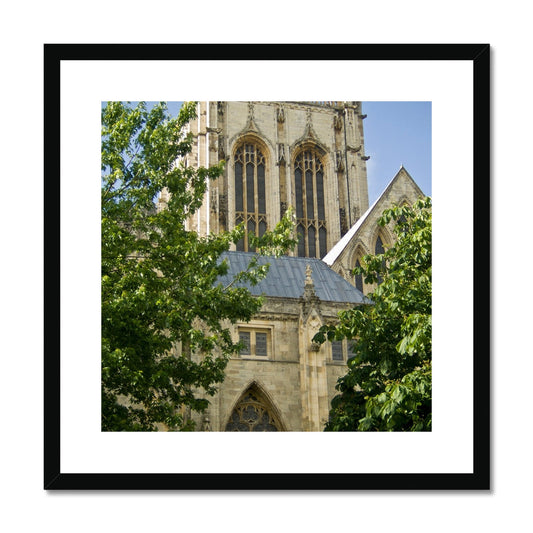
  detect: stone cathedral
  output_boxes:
[163,101,425,432]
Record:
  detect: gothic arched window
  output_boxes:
[234,142,267,251]
[225,386,283,432]
[294,149,327,258]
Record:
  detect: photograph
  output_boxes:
[44,44,489,490]
[101,100,432,434]
[6,0,533,529]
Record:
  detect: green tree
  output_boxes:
[314,197,432,431]
[101,101,295,431]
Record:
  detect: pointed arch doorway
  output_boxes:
[225,383,286,432]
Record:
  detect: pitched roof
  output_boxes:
[323,166,423,266]
[216,251,366,304]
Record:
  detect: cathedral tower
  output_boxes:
[182,101,370,258]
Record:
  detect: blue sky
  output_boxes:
[362,102,431,204]
[132,101,432,205]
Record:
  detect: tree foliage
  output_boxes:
[101,102,296,431]
[314,197,432,431]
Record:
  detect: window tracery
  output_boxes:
[294,149,327,258]
[225,389,282,432]
[234,142,267,251]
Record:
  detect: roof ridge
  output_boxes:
[323,166,423,266]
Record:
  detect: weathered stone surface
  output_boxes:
[164,102,426,431]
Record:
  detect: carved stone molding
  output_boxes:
[294,109,321,148]
[232,102,267,144]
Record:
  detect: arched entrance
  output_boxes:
[225,384,284,431]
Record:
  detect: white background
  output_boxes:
[1,1,528,532]
[60,59,472,475]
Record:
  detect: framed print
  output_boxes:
[44,43,490,490]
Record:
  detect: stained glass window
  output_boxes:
[308,225,316,258]
[225,390,282,432]
[306,170,314,219]
[246,162,254,212]
[235,161,243,212]
[316,170,325,220]
[234,142,267,251]
[295,167,304,218]
[319,227,327,259]
[258,165,266,214]
[294,150,327,258]
[297,224,305,257]
[259,220,267,238]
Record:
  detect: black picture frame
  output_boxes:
[44,43,490,490]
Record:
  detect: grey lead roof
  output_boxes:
[216,251,366,304]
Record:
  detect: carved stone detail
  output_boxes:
[339,207,348,236]
[219,193,227,229]
[218,135,226,160]
[347,144,362,153]
[294,110,320,147]
[210,188,218,214]
[201,414,212,431]
[335,151,345,172]
[305,109,314,138]
[303,264,318,301]
[277,143,286,165]
[248,102,255,122]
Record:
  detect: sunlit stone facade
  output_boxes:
[166,102,425,431]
